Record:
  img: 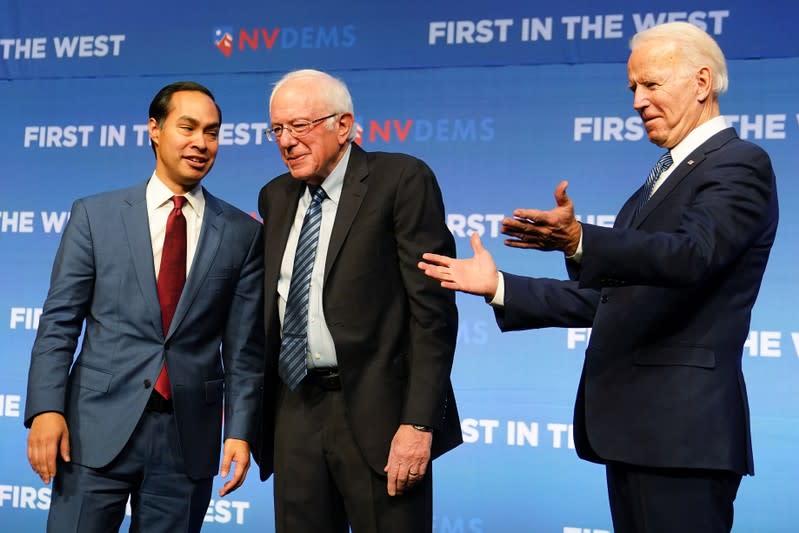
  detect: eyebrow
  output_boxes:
[272,117,312,124]
[176,115,220,129]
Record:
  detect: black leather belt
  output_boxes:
[145,391,173,413]
[303,368,341,391]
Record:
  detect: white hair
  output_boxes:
[270,69,357,141]
[630,21,728,95]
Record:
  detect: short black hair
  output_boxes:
[148,81,222,155]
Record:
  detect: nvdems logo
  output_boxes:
[211,24,355,57]
[213,27,234,57]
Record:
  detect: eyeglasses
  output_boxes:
[265,113,338,142]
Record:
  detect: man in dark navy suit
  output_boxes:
[419,22,778,533]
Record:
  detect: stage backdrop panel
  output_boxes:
[2,2,797,532]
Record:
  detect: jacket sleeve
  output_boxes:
[24,199,95,427]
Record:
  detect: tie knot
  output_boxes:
[656,151,673,173]
[308,186,327,204]
[171,196,187,210]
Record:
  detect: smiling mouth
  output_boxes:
[184,156,207,165]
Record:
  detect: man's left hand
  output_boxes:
[501,180,582,256]
[384,424,432,497]
[219,438,251,497]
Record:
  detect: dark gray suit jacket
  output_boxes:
[256,144,461,479]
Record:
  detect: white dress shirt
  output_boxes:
[277,145,352,369]
[146,174,204,279]
[650,115,728,197]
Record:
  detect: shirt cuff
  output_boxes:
[566,228,584,263]
[488,271,505,307]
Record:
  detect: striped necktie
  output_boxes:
[279,186,327,390]
[636,151,673,215]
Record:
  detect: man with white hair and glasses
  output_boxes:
[255,69,462,533]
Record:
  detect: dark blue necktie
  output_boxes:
[636,151,673,215]
[279,186,327,390]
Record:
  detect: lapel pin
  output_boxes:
[687,159,695,165]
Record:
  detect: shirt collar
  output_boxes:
[670,115,728,166]
[313,144,351,204]
[146,173,205,217]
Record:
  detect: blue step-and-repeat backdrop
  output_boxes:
[2,1,797,531]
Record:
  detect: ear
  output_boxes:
[148,117,161,151]
[336,113,354,145]
[696,66,713,102]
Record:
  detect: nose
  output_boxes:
[191,131,208,151]
[632,87,647,113]
[278,130,298,149]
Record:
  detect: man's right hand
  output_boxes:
[28,412,71,484]
[418,232,499,299]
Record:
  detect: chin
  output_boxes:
[646,132,665,146]
[180,177,204,188]
[287,165,313,180]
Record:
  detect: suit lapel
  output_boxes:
[265,178,304,316]
[633,156,703,227]
[265,143,368,308]
[120,182,163,336]
[325,144,368,281]
[615,193,639,229]
[633,128,738,228]
[168,188,223,338]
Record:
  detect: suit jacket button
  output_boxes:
[144,379,152,389]
[600,295,609,304]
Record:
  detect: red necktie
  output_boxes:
[155,195,187,400]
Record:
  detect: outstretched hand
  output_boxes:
[501,181,582,256]
[418,232,499,299]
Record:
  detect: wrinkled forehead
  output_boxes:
[629,40,680,69]
[628,42,681,79]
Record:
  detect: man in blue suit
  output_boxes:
[24,81,265,533]
[419,22,778,533]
